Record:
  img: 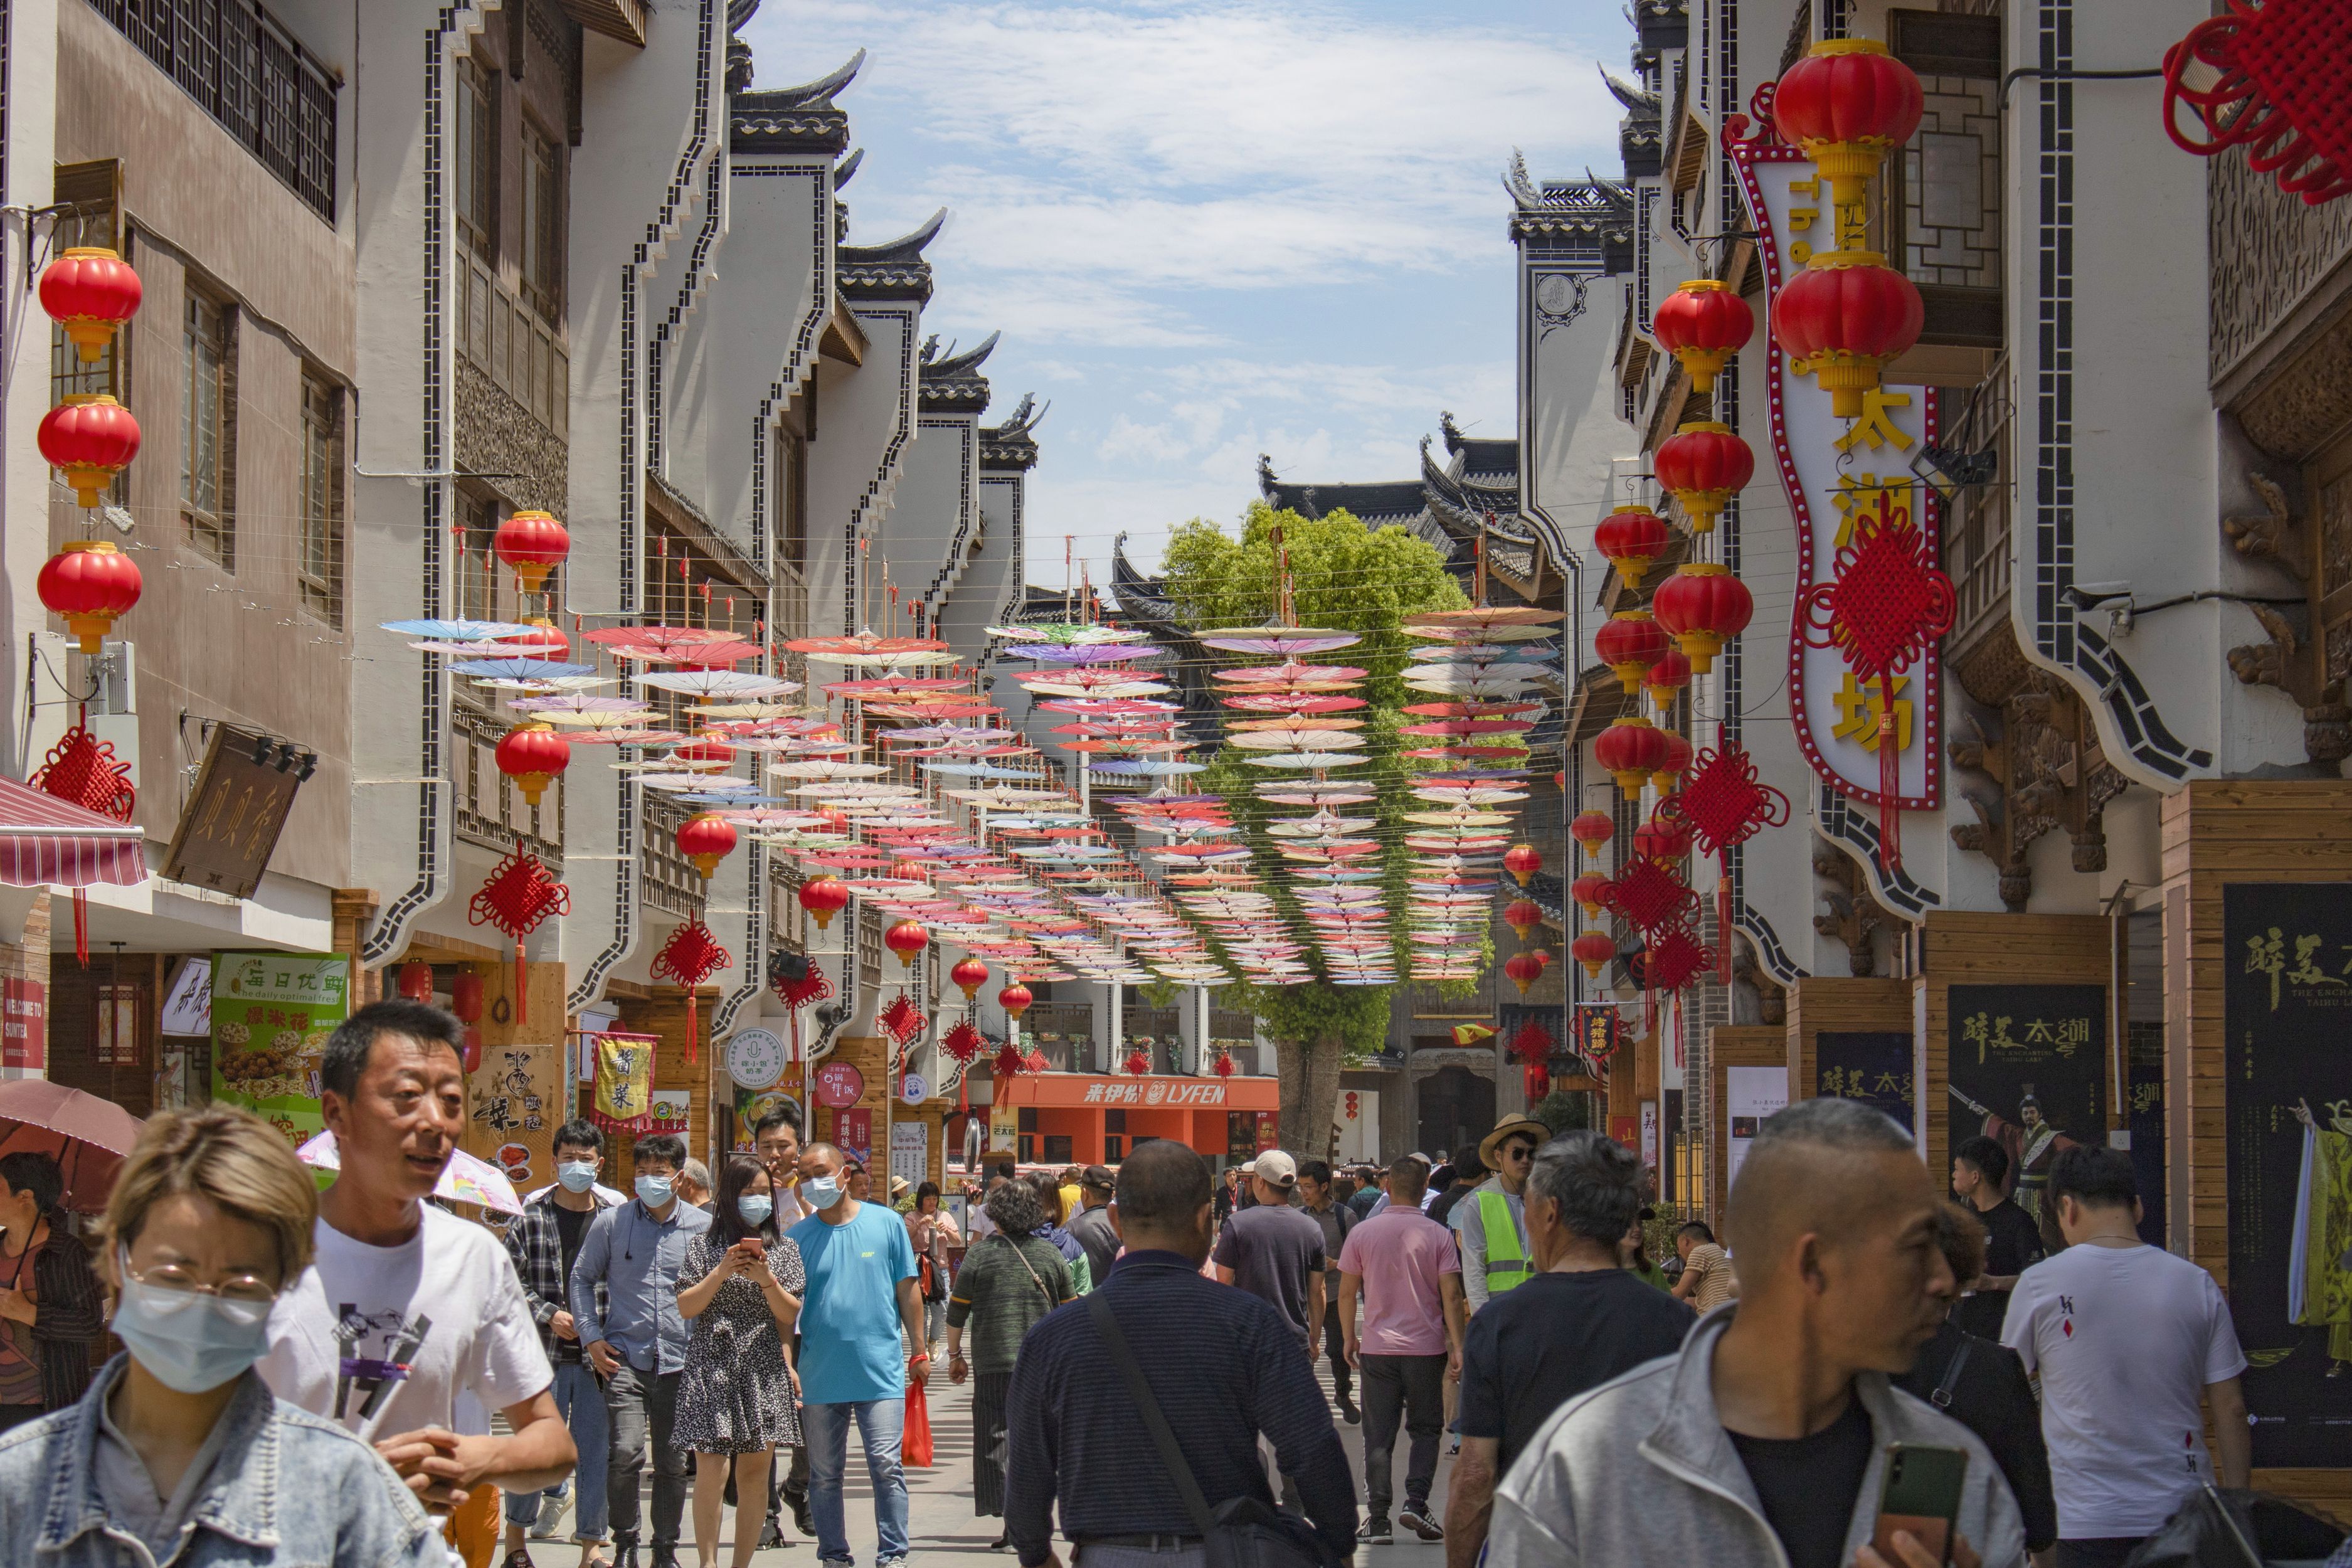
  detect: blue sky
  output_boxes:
[738,1,1626,591]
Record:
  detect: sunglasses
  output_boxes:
[1500,1142,1537,1162]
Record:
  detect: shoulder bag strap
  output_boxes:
[1931,1335,1974,1409]
[1086,1290,1217,1537]
[999,1232,1057,1303]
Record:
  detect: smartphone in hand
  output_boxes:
[736,1237,766,1261]
[1872,1444,1968,1567]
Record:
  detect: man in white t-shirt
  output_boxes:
[2003,1143,2249,1568]
[260,999,575,1523]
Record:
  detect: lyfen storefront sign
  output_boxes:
[998,1073,1279,1111]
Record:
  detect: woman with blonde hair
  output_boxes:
[0,1104,444,1565]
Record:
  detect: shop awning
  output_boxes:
[0,776,147,889]
[994,1071,1280,1112]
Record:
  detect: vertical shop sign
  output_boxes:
[2224,883,2352,1466]
[1,979,45,1069]
[209,953,350,1149]
[1814,1030,1916,1131]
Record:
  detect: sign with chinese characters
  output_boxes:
[1640,1100,1660,1172]
[1728,114,1942,815]
[1815,1030,1916,1132]
[890,1120,928,1191]
[1725,1065,1788,1187]
[2223,883,2352,1466]
[837,1107,873,1170]
[814,1061,865,1110]
[649,1091,690,1137]
[161,722,307,900]
[1944,983,2104,1222]
[1571,1004,1626,1069]
[990,1073,1280,1111]
[464,1045,560,1195]
[899,1071,930,1106]
[209,953,351,1150]
[1,978,44,1069]
[725,1027,788,1091]
[158,956,211,1037]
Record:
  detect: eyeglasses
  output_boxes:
[122,1255,278,1305]
[1500,1142,1538,1162]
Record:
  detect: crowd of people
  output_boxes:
[0,993,2290,1568]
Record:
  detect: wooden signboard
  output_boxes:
[162,723,307,899]
[465,1044,563,1207]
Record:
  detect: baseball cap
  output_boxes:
[1254,1149,1300,1187]
[1079,1164,1115,1192]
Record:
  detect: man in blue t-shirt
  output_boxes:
[788,1140,926,1567]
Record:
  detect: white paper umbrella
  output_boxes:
[635,671,801,699]
[379,618,543,642]
[1227,728,1367,751]
[766,760,890,780]
[1241,751,1370,769]
[1194,626,1364,655]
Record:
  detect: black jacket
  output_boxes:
[1896,1317,2057,1553]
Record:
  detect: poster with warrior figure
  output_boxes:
[1945,985,2104,1221]
[2224,883,2352,1466]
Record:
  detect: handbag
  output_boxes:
[1084,1292,1342,1568]
[901,1377,935,1468]
[2121,1485,2344,1567]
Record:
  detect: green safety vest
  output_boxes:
[1473,1187,1532,1293]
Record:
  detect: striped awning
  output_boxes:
[0,777,146,889]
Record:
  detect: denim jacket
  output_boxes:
[1,1353,445,1568]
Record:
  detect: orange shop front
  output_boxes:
[987,1072,1280,1167]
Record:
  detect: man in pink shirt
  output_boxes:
[1338,1153,1468,1545]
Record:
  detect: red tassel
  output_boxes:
[514,941,528,1025]
[1716,863,1734,986]
[1878,673,1902,872]
[73,889,88,967]
[687,993,698,1067]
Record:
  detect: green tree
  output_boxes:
[1162,501,1466,1155]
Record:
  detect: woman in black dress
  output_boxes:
[676,1155,804,1568]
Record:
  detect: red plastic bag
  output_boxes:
[902,1376,934,1468]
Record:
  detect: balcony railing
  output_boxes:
[88,0,337,221]
[453,701,563,868]
[1022,1002,1094,1073]
[457,252,569,441]
[1942,354,2014,658]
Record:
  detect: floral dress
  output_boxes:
[672,1231,803,1453]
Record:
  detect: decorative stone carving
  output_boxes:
[1731,942,1787,1025]
[1813,844,1888,976]
[2222,467,2352,766]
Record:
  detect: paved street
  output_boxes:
[573,1355,1453,1567]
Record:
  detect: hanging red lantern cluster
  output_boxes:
[651,917,732,1065]
[1595,504,1671,590]
[950,956,990,1002]
[36,540,143,659]
[997,981,1034,1019]
[41,248,142,361]
[1653,422,1755,535]
[1502,948,1545,997]
[1770,39,1924,205]
[1596,609,1669,696]
[1653,564,1754,676]
[2163,0,2352,205]
[495,721,570,807]
[1651,279,1753,393]
[1571,872,1612,916]
[1633,811,1695,865]
[396,961,434,1002]
[40,397,140,509]
[1503,898,1544,943]
[1594,715,1669,798]
[1570,811,1615,860]
[1643,650,1692,716]
[1651,730,1694,793]
[36,251,146,655]
[1502,843,1542,887]
[1571,929,1617,980]
[1772,253,1924,418]
[469,847,570,1024]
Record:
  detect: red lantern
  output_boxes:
[1771,38,1924,206]
[495,721,570,807]
[1651,279,1754,394]
[1771,252,1924,418]
[1572,930,1616,979]
[498,618,571,659]
[1635,810,1695,864]
[396,961,434,1002]
[494,510,571,594]
[1653,422,1754,534]
[39,395,140,507]
[675,812,738,879]
[39,248,142,363]
[1595,609,1670,696]
[1652,564,1754,675]
[669,739,736,768]
[1571,811,1616,860]
[36,540,142,654]
[884,918,928,970]
[1571,872,1611,916]
[1503,950,1545,997]
[798,875,849,931]
[1651,730,1695,793]
[450,968,485,1025]
[1503,842,1542,887]
[951,956,990,1001]
[998,982,1034,1019]
[1594,504,1672,591]
[1594,715,1669,798]
[1503,898,1544,943]
[1643,649,1693,715]
[462,1027,483,1075]
[1523,1061,1551,1101]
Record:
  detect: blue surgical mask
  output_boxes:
[110,1263,277,1394]
[802,1175,844,1210]
[738,1194,775,1226]
[635,1173,675,1209]
[557,1161,598,1194]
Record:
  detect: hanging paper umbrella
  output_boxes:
[582,624,732,656]
[1194,627,1364,655]
[634,670,800,699]
[380,617,543,641]
[452,658,601,682]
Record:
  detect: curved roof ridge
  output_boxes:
[922,329,1002,377]
[760,48,866,110]
[840,206,948,264]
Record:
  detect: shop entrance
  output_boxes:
[1417,1064,1493,1164]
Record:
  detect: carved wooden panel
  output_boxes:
[2210,147,2352,384]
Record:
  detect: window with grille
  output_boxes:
[96,985,141,1067]
[299,371,343,626]
[457,492,501,624]
[776,421,808,578]
[181,290,236,567]
[51,162,122,406]
[521,119,564,320]
[456,56,498,259]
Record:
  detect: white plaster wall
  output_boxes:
[900,415,977,632]
[707,157,829,554]
[939,472,1025,670]
[3,0,63,782]
[806,305,918,637]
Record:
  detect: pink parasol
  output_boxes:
[0,1081,144,1212]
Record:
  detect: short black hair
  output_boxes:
[1385,1153,1429,1199]
[0,1152,63,1214]
[632,1132,686,1170]
[321,998,464,1101]
[1024,1168,1061,1208]
[991,1159,1017,1182]
[1297,1159,1332,1186]
[753,1104,802,1140]
[1954,1135,2010,1189]
[1527,1130,1643,1247]
[1452,1147,1488,1180]
[916,1180,941,1205]
[1677,1220,1717,1243]
[2048,1143,2137,1211]
[553,1119,605,1158]
[1115,1138,1211,1228]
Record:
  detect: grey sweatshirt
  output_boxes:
[1489,1307,2026,1568]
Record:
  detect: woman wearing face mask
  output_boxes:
[0,1104,445,1565]
[674,1156,804,1568]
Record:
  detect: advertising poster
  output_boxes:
[1814,1030,1916,1132]
[2224,883,2352,1466]
[464,1045,561,1201]
[649,1091,691,1140]
[209,953,351,1150]
[1944,983,2104,1218]
[1725,1066,1788,1187]
[732,1088,802,1153]
[891,1120,928,1191]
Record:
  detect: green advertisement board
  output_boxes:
[209,952,351,1150]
